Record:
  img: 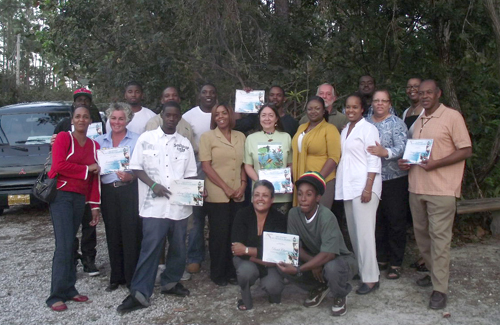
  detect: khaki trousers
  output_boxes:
[409,193,456,294]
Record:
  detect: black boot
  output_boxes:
[82,256,100,276]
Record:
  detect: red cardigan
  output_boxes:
[48,131,101,209]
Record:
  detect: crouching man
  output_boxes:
[277,172,357,316]
[117,101,197,313]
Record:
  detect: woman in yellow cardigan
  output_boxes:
[292,96,341,207]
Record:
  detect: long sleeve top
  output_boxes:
[48,131,101,208]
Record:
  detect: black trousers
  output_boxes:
[205,200,245,282]
[73,204,96,258]
[375,176,409,267]
[101,181,142,286]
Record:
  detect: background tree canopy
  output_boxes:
[1,0,500,202]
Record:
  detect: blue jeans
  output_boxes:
[130,217,188,300]
[46,190,86,307]
[186,205,207,264]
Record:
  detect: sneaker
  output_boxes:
[331,296,347,316]
[303,285,330,308]
[82,256,100,276]
[181,271,192,281]
[155,264,166,287]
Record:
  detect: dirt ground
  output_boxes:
[0,204,499,325]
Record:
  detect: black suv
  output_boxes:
[0,101,102,215]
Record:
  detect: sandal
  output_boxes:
[237,299,249,311]
[386,267,401,280]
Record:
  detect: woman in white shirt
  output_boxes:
[335,93,381,295]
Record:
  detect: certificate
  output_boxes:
[262,231,299,266]
[258,167,292,194]
[169,179,204,206]
[234,89,265,113]
[72,122,103,139]
[97,146,131,175]
[403,139,434,164]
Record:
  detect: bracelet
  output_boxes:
[367,177,374,181]
[245,247,249,254]
[151,182,158,190]
[363,189,371,194]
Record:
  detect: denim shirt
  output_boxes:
[95,130,140,184]
[368,115,408,181]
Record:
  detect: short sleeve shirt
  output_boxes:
[199,128,246,203]
[129,128,197,219]
[408,104,472,197]
[287,205,351,257]
[244,131,293,203]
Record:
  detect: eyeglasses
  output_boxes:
[406,85,420,90]
[372,99,390,104]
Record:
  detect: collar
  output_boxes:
[422,103,447,119]
[154,127,179,139]
[214,127,239,146]
[328,108,338,116]
[104,129,133,142]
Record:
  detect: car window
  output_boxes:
[0,112,69,145]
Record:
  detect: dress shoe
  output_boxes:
[355,282,379,295]
[429,291,447,309]
[50,302,68,312]
[416,275,432,287]
[117,295,146,314]
[106,283,120,292]
[71,295,89,302]
[187,263,201,273]
[161,283,190,297]
[227,277,238,285]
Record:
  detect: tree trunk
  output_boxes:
[478,0,500,183]
[275,0,289,18]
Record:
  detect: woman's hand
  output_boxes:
[361,189,372,203]
[90,209,101,226]
[367,141,388,158]
[116,171,134,182]
[231,185,245,201]
[232,242,247,256]
[88,163,100,175]
[223,186,236,199]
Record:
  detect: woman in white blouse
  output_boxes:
[335,93,382,295]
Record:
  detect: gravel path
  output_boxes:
[1,205,499,324]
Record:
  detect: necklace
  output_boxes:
[263,130,274,142]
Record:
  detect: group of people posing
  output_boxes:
[46,76,472,317]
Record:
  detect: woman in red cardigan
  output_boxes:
[46,105,101,312]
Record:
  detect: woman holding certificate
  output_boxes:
[366,90,409,279]
[244,104,293,214]
[199,103,246,286]
[335,93,381,295]
[95,102,142,292]
[47,105,101,312]
[231,180,287,311]
[291,96,341,208]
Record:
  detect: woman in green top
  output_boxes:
[244,104,293,215]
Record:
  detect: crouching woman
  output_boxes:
[231,180,287,310]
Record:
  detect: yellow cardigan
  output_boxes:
[292,119,341,204]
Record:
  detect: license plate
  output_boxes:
[8,194,30,206]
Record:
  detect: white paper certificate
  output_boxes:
[169,179,204,206]
[258,167,293,194]
[262,231,299,266]
[72,122,103,139]
[403,139,434,164]
[97,146,131,175]
[234,89,265,113]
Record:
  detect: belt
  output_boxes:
[103,181,133,188]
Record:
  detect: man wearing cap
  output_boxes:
[277,171,357,317]
[52,88,104,276]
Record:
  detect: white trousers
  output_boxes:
[344,195,380,283]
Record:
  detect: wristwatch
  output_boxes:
[245,247,249,254]
[296,266,303,277]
